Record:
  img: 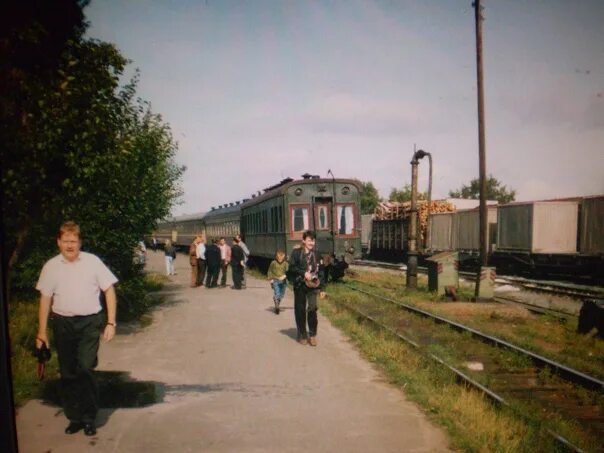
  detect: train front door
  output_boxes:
[312,196,334,255]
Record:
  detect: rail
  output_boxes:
[333,294,587,453]
[345,283,604,392]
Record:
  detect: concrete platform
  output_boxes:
[16,251,451,452]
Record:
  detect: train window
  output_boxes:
[336,204,355,235]
[315,205,330,230]
[262,210,268,233]
[291,205,309,233]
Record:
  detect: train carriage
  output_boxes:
[240,175,362,277]
[203,203,242,244]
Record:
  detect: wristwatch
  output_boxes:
[106,322,117,327]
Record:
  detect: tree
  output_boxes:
[1,3,184,309]
[357,180,381,214]
[1,0,88,297]
[448,175,516,204]
[389,184,427,203]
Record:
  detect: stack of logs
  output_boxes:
[374,200,456,242]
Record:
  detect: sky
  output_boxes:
[85,0,604,216]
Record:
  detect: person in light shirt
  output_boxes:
[35,221,118,437]
[218,237,231,287]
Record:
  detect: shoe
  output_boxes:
[65,421,84,434]
[298,337,308,345]
[84,423,96,436]
[309,337,317,346]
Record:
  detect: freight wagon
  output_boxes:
[371,195,603,283]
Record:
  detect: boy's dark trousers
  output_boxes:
[52,312,103,424]
[294,287,318,338]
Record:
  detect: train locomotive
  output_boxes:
[153,174,362,280]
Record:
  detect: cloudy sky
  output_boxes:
[85,0,604,216]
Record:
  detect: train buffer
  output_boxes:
[16,250,451,452]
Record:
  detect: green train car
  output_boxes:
[240,175,361,277]
[152,174,362,279]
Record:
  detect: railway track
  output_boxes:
[335,281,604,452]
[353,259,604,312]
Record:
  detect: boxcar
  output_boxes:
[492,200,580,275]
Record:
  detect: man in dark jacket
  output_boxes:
[205,239,222,288]
[288,230,326,346]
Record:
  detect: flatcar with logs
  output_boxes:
[153,174,362,280]
[369,195,604,283]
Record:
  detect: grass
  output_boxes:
[320,289,560,452]
[8,272,167,407]
[320,270,602,452]
[347,268,604,380]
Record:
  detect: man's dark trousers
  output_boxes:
[205,266,219,288]
[231,263,243,289]
[197,258,206,285]
[219,262,229,286]
[52,312,103,424]
[294,287,318,338]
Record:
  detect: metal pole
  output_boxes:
[328,169,337,258]
[407,155,419,289]
[474,0,488,297]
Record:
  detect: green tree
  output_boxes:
[357,180,381,214]
[389,184,427,203]
[1,0,88,296]
[1,3,184,310]
[448,175,516,204]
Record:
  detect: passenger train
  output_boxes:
[153,174,362,280]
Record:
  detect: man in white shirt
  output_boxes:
[36,221,118,437]
[195,236,207,286]
[218,237,231,287]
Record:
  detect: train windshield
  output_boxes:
[337,205,354,235]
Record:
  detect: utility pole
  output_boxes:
[407,153,419,289]
[474,0,493,299]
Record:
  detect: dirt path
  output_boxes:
[16,251,450,452]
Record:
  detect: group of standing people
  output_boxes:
[188,234,249,290]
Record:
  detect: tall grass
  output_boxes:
[8,273,167,407]
[321,280,597,452]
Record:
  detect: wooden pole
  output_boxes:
[474,0,489,297]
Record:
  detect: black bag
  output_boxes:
[33,340,51,380]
